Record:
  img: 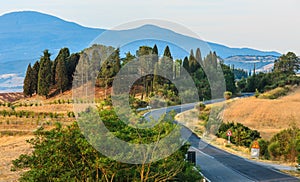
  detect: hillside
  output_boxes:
[0,92,24,103]
[222,87,300,140]
[224,55,278,72]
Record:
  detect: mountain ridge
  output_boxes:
[0,11,281,91]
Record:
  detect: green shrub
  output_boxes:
[268,141,280,160]
[224,91,232,100]
[25,112,30,118]
[217,122,261,147]
[258,87,290,99]
[195,102,206,111]
[257,139,270,159]
[254,89,260,98]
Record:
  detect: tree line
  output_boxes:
[23,48,80,97]
[24,44,237,102]
[110,44,236,102]
[237,52,300,93]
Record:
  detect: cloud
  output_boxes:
[0,73,24,89]
[0,73,18,79]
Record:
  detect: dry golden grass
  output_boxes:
[222,87,300,140]
[0,135,33,182]
[0,87,112,180]
[15,104,73,114]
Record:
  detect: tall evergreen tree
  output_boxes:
[38,50,52,97]
[55,54,69,94]
[112,48,121,76]
[195,48,203,66]
[52,48,70,85]
[32,61,40,94]
[23,64,33,97]
[182,56,190,74]
[163,45,173,60]
[67,53,80,86]
[152,44,158,55]
[189,49,200,73]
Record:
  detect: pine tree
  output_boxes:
[55,54,69,94]
[23,64,33,97]
[32,61,40,94]
[38,50,52,97]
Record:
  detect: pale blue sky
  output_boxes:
[1,0,299,55]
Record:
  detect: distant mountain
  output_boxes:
[0,11,281,91]
[0,11,104,63]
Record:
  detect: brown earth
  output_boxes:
[0,93,24,103]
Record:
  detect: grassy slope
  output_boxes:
[222,87,300,140]
[0,87,113,181]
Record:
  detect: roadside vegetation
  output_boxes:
[12,109,202,182]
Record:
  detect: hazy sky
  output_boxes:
[1,0,299,55]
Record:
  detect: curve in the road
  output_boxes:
[145,100,299,182]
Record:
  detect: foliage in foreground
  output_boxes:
[12,110,202,182]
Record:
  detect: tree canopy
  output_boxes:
[12,109,202,182]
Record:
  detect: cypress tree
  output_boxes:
[55,54,69,94]
[32,61,40,94]
[183,56,189,73]
[52,48,70,85]
[38,50,52,97]
[152,44,158,55]
[112,48,121,76]
[163,45,173,60]
[67,53,80,86]
[23,64,33,97]
[151,44,159,92]
[195,48,203,66]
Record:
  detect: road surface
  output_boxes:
[144,100,299,182]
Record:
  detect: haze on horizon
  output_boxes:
[0,0,299,55]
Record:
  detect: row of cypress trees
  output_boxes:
[23,48,79,97]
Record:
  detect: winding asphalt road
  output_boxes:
[144,99,299,182]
